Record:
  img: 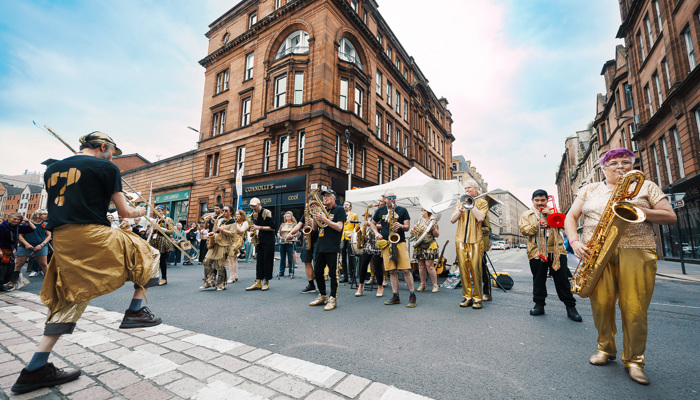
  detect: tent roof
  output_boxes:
[345,167,463,208]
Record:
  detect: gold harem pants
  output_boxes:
[589,248,657,368]
[457,242,483,303]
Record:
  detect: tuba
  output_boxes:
[570,170,646,297]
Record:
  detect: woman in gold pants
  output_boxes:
[565,148,676,385]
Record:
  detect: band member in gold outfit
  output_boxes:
[340,201,359,283]
[519,189,581,321]
[565,148,676,385]
[150,205,174,286]
[450,179,487,309]
[412,208,440,292]
[201,206,236,290]
[371,190,416,307]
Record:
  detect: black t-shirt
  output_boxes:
[372,205,410,243]
[44,154,122,230]
[316,205,346,253]
[252,208,276,244]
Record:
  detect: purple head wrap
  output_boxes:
[599,148,635,166]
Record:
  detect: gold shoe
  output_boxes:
[324,296,337,311]
[589,351,616,365]
[626,365,650,385]
[261,280,269,291]
[483,294,492,301]
[460,298,473,308]
[416,283,426,292]
[432,285,439,293]
[158,279,167,286]
[309,295,328,306]
[472,301,482,309]
[245,280,262,291]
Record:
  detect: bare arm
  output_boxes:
[641,198,677,225]
[564,198,590,260]
[112,192,146,219]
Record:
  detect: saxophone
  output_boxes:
[570,170,647,298]
[249,211,260,247]
[376,205,399,261]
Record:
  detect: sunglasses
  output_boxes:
[386,195,397,200]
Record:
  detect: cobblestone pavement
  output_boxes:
[0,292,431,400]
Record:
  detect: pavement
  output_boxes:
[654,259,700,282]
[0,291,430,400]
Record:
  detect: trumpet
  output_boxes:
[200,212,217,222]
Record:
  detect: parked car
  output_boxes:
[682,243,692,255]
[519,243,527,249]
[490,243,505,251]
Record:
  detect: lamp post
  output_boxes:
[344,129,352,191]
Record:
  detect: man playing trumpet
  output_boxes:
[450,179,487,309]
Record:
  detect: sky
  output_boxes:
[0,0,623,205]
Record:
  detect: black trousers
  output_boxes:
[160,251,169,280]
[529,254,575,307]
[199,241,208,263]
[315,251,339,297]
[359,253,383,286]
[255,240,275,281]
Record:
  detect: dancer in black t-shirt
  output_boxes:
[11,132,162,395]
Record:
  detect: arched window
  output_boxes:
[274,30,309,60]
[338,37,363,70]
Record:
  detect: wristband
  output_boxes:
[570,238,580,244]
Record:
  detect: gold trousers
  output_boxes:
[456,242,483,302]
[589,248,657,368]
[44,301,90,335]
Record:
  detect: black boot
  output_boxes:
[530,304,545,316]
[567,306,583,322]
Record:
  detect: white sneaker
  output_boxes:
[39,271,45,276]
[28,271,38,277]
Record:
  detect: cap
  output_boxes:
[249,197,261,206]
[79,131,122,156]
[320,188,336,196]
[155,205,166,210]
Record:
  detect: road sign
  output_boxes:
[673,200,685,209]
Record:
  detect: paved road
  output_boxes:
[12,249,700,399]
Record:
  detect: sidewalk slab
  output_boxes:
[0,292,432,399]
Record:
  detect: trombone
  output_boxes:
[38,123,198,261]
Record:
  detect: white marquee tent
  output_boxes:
[345,167,465,267]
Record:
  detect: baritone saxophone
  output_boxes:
[570,170,647,298]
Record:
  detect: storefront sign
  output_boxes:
[240,195,277,208]
[242,175,306,196]
[282,191,305,203]
[155,189,190,203]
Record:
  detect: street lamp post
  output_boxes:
[344,129,352,191]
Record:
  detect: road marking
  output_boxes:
[501,269,523,273]
[183,333,244,352]
[650,302,700,309]
[258,353,342,387]
[65,331,115,347]
[118,349,179,378]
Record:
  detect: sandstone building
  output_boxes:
[123,0,454,226]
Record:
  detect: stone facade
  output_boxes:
[488,189,529,247]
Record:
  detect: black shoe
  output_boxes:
[530,304,545,316]
[384,295,400,305]
[119,307,162,329]
[279,272,285,277]
[300,284,317,294]
[11,363,81,394]
[567,306,583,322]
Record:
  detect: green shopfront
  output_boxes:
[235,175,306,229]
[155,189,190,226]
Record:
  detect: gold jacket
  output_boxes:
[518,208,565,260]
